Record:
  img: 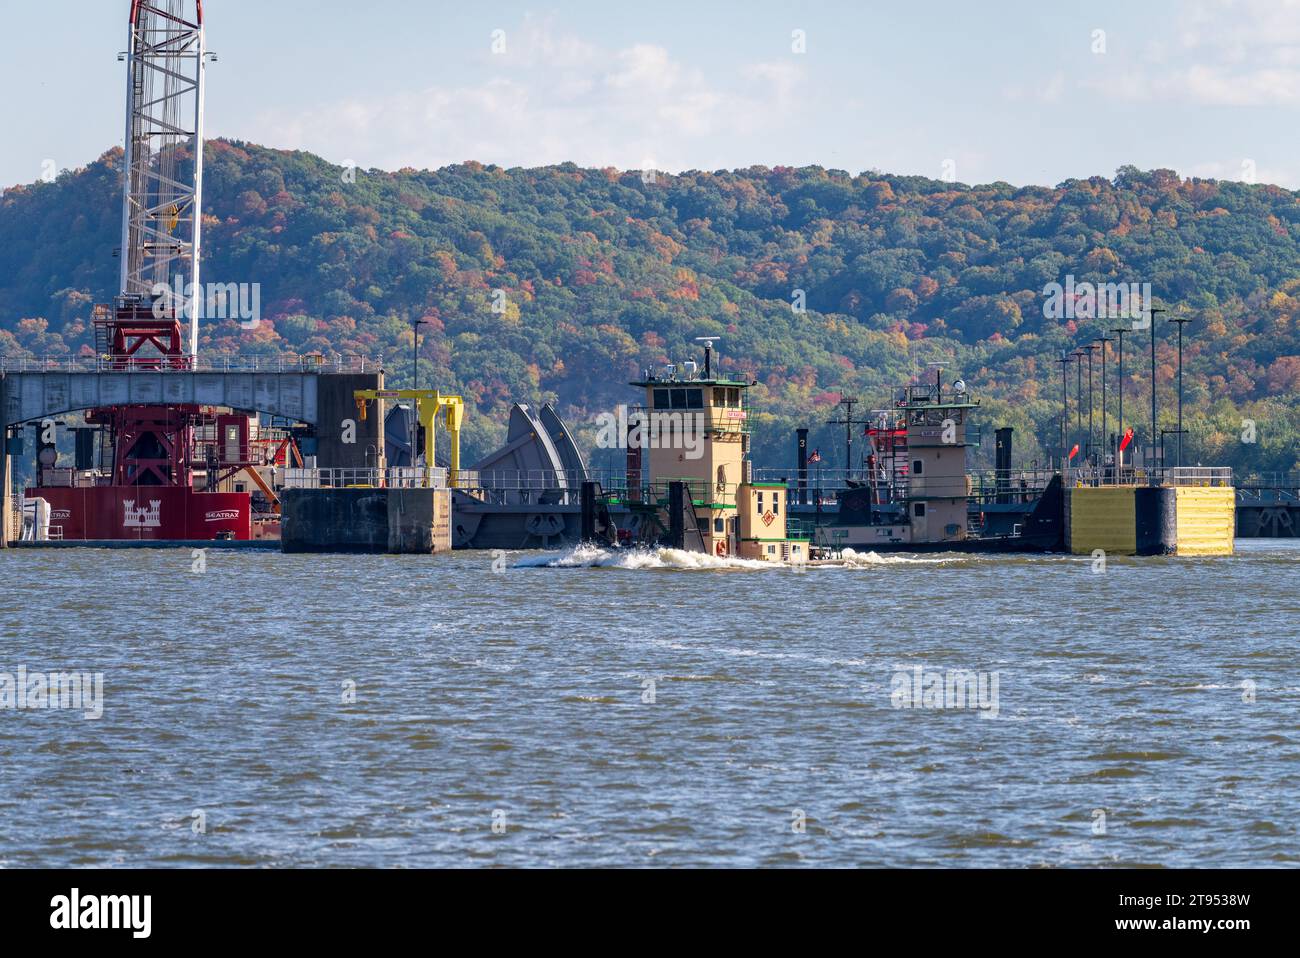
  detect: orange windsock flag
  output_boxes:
[1067,444,1080,461]
[1118,428,1135,452]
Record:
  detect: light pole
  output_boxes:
[1160,429,1185,472]
[1110,327,1127,471]
[412,317,434,390]
[1085,343,1098,467]
[1098,333,1113,475]
[1168,315,1192,468]
[1057,352,1073,471]
[1148,306,1165,472]
[1074,349,1085,442]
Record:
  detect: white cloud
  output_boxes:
[1181,158,1298,189]
[244,19,805,174]
[1088,0,1300,107]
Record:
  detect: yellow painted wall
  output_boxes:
[1066,487,1136,555]
[1174,487,1235,556]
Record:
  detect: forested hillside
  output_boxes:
[3,142,1299,472]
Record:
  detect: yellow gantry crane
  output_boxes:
[353,389,465,488]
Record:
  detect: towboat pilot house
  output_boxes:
[630,346,808,564]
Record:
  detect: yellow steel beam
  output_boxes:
[353,389,465,487]
[241,465,280,514]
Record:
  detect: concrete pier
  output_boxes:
[387,487,452,554]
[1065,483,1233,556]
[281,486,451,554]
[280,487,389,553]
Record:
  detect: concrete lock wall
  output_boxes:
[1067,485,1232,557]
[1134,486,1178,556]
[280,487,389,553]
[387,488,452,554]
[1174,486,1235,556]
[1066,487,1137,555]
[281,486,451,554]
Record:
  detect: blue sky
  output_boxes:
[2,0,1298,189]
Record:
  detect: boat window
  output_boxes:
[714,517,724,533]
[686,388,704,409]
[713,387,726,406]
[913,503,926,517]
[772,494,780,515]
[670,389,687,410]
[757,492,764,512]
[913,459,923,475]
[653,389,669,409]
[727,387,740,406]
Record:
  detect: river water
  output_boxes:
[1,539,1297,867]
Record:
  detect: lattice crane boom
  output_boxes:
[118,0,207,362]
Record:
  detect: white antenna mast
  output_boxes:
[695,336,720,377]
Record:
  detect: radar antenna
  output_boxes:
[695,336,720,377]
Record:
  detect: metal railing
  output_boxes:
[757,466,1054,507]
[753,467,893,504]
[1237,472,1300,489]
[458,468,604,491]
[281,467,447,489]
[458,467,597,505]
[1236,486,1299,504]
[785,517,816,540]
[0,354,382,374]
[753,467,866,486]
[969,469,1058,503]
[1067,465,1233,487]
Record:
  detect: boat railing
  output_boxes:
[968,468,1058,504]
[784,517,816,541]
[757,466,1058,507]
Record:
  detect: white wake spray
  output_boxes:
[512,543,774,570]
[511,543,967,570]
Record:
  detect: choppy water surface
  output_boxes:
[1,539,1297,867]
